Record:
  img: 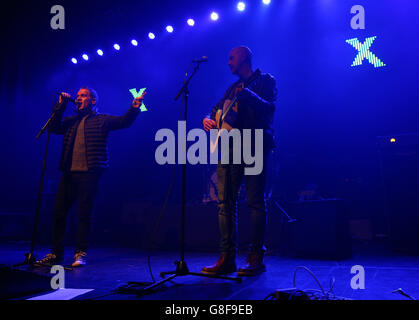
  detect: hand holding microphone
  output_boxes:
[58,92,76,104]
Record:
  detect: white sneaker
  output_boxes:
[72,251,87,267]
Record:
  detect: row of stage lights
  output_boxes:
[70,0,272,64]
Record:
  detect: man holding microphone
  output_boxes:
[36,87,145,267]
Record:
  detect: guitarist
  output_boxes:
[202,46,277,276]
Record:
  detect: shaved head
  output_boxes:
[228,46,254,78]
[231,46,253,65]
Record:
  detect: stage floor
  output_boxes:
[1,242,419,300]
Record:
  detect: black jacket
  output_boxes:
[49,104,140,172]
[208,68,277,150]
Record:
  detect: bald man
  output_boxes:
[202,46,277,276]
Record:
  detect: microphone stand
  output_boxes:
[128,60,241,296]
[15,103,72,270]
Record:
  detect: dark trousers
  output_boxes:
[52,170,102,258]
[216,153,268,256]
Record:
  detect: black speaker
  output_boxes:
[288,199,351,259]
[378,133,419,254]
[0,265,52,299]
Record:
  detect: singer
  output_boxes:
[36,87,146,267]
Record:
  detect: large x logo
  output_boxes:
[346,36,386,68]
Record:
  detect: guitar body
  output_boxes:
[211,99,237,153]
[215,98,238,131]
[210,70,261,154]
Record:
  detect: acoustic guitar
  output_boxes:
[210,70,261,154]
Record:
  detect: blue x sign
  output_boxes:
[346,36,386,68]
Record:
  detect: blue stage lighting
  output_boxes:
[97,49,103,56]
[148,32,155,39]
[113,43,120,50]
[187,18,195,26]
[71,58,78,64]
[262,0,271,5]
[210,12,219,21]
[237,2,246,11]
[82,54,89,61]
[166,25,174,33]
[131,39,138,46]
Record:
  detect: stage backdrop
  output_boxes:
[1,0,418,248]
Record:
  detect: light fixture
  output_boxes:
[210,12,219,21]
[237,2,246,11]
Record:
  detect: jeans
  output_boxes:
[51,170,102,258]
[216,153,268,255]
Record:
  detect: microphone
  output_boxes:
[192,56,208,63]
[59,93,78,104]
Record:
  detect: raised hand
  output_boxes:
[59,92,71,104]
[132,91,147,108]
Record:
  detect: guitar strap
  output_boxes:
[221,69,262,126]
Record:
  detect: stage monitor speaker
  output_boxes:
[288,199,351,259]
[378,133,419,254]
[0,265,52,299]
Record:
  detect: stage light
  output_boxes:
[131,39,138,46]
[82,54,89,61]
[210,12,219,21]
[390,138,396,143]
[97,49,103,56]
[237,2,246,11]
[71,58,78,64]
[187,18,195,26]
[262,0,271,5]
[166,25,174,33]
[148,32,155,39]
[113,43,120,50]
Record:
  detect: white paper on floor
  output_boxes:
[27,288,94,300]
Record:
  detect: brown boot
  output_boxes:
[237,253,266,276]
[201,253,237,275]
